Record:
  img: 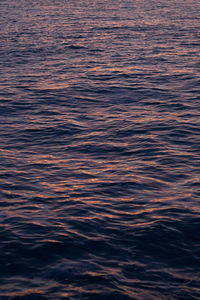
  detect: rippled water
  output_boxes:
[0,0,200,299]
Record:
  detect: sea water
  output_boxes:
[0,0,200,299]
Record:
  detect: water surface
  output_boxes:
[0,0,200,299]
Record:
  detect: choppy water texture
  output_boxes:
[0,0,200,299]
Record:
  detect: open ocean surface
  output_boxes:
[0,0,200,299]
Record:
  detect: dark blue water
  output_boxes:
[0,0,200,299]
